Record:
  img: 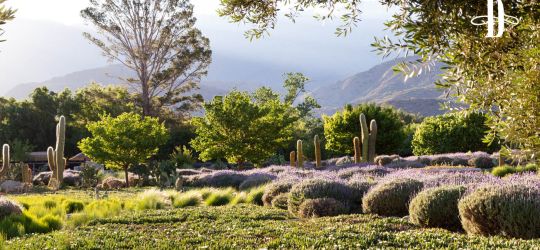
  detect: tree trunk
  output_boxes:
[141,79,151,117]
[124,166,130,188]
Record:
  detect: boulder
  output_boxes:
[33,171,52,185]
[101,177,126,189]
[0,180,29,193]
[33,170,82,186]
[63,170,82,186]
[0,197,23,219]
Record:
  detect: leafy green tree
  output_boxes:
[412,112,499,156]
[191,90,298,167]
[78,113,168,186]
[323,103,412,156]
[0,0,15,43]
[82,0,212,117]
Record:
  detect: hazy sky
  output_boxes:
[0,0,395,94]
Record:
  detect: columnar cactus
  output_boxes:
[22,165,32,184]
[1,144,10,178]
[290,151,296,167]
[353,137,361,163]
[297,140,304,168]
[314,135,322,168]
[368,120,378,162]
[360,114,369,162]
[48,116,66,188]
[359,113,377,162]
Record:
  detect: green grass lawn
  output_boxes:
[3,193,540,249]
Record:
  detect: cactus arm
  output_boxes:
[368,120,377,162]
[314,135,322,168]
[353,137,361,163]
[297,140,304,168]
[290,151,296,167]
[1,144,10,177]
[55,116,66,183]
[360,113,369,162]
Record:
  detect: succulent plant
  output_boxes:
[368,120,377,162]
[353,137,361,163]
[297,140,304,168]
[314,135,322,168]
[360,114,369,162]
[48,116,66,189]
[1,144,10,178]
[359,113,377,162]
[21,164,32,184]
[290,151,296,167]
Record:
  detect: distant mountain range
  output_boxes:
[4,57,450,117]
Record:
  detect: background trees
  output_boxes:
[81,0,212,117]
[190,90,298,167]
[218,0,540,159]
[412,112,498,156]
[78,112,168,186]
[323,103,413,156]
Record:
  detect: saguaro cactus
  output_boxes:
[368,120,377,162]
[314,135,322,168]
[290,151,296,167]
[353,137,361,163]
[297,140,304,168]
[359,114,369,162]
[1,144,10,178]
[22,165,32,184]
[359,113,378,162]
[48,116,66,188]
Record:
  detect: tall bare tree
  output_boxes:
[82,0,212,117]
[0,0,15,43]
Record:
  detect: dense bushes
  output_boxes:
[262,180,295,206]
[288,179,352,215]
[323,103,412,156]
[409,186,466,230]
[0,212,62,239]
[362,179,423,217]
[298,198,348,218]
[458,185,540,239]
[412,112,497,155]
[491,164,538,177]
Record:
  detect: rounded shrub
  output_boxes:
[468,156,495,169]
[0,197,23,220]
[239,174,274,190]
[374,155,400,166]
[323,103,411,156]
[458,185,540,239]
[271,193,289,210]
[362,178,423,217]
[63,200,85,214]
[430,156,454,166]
[298,198,349,218]
[347,180,375,212]
[409,185,466,230]
[262,180,294,206]
[491,165,515,177]
[412,112,498,155]
[288,179,352,215]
